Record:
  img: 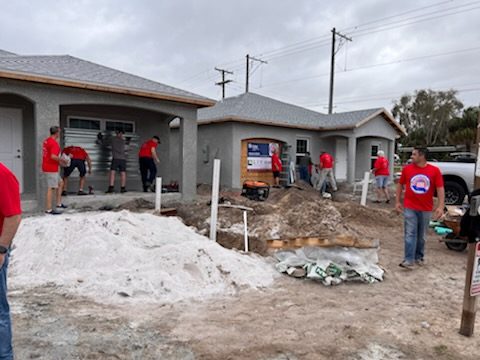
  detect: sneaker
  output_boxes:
[399,261,414,269]
[56,203,68,209]
[45,209,62,215]
[416,259,425,267]
[61,191,67,196]
[77,190,87,196]
[386,199,391,204]
[120,187,127,193]
[106,186,115,194]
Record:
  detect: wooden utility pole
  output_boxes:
[459,111,480,337]
[245,54,267,93]
[328,27,352,114]
[214,67,233,99]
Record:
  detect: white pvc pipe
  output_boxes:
[360,171,370,207]
[155,177,162,212]
[209,159,221,241]
[243,210,249,252]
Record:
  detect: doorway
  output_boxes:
[0,107,23,192]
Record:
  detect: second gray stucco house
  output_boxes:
[170,92,406,189]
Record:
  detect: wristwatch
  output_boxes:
[0,246,8,254]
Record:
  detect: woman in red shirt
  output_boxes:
[373,150,391,203]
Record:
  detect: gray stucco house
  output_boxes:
[0,49,214,208]
[170,92,406,189]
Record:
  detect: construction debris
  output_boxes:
[274,246,384,286]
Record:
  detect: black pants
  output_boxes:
[139,157,157,188]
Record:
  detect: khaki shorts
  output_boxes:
[44,172,61,189]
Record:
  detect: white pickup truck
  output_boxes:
[434,161,475,204]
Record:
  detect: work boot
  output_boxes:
[120,187,127,193]
[61,190,67,196]
[106,186,115,193]
[77,190,87,196]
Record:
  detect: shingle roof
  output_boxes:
[0,50,213,106]
[0,50,17,57]
[198,92,325,128]
[198,92,385,128]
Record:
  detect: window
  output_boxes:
[371,144,380,169]
[106,121,134,133]
[296,138,310,165]
[69,118,101,130]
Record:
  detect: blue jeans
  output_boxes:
[0,254,12,360]
[404,208,431,263]
[299,166,310,183]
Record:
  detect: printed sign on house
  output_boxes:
[470,242,480,297]
[247,142,278,171]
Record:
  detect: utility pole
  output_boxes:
[460,111,480,337]
[245,54,267,93]
[214,67,233,99]
[328,27,352,114]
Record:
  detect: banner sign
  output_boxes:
[471,242,480,297]
[247,143,278,171]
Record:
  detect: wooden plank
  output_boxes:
[460,242,478,336]
[266,235,379,249]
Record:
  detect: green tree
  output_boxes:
[392,89,464,146]
[448,106,478,152]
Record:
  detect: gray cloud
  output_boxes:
[0,0,479,112]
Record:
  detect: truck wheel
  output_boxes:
[444,181,466,205]
[445,234,468,252]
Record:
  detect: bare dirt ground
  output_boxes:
[11,187,480,359]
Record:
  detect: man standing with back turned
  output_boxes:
[396,147,445,269]
[0,162,22,360]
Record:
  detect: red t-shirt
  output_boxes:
[400,163,444,212]
[63,146,88,160]
[271,154,282,172]
[42,137,60,172]
[320,153,334,169]
[0,163,22,236]
[138,140,158,158]
[374,156,389,176]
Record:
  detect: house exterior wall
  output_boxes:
[0,78,199,206]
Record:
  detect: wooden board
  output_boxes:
[266,235,379,250]
[240,138,283,186]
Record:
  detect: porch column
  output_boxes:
[35,101,60,210]
[388,139,395,179]
[347,136,356,183]
[179,116,198,200]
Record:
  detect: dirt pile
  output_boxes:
[177,185,367,255]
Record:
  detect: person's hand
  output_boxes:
[88,169,92,175]
[432,206,444,221]
[395,202,403,214]
[0,254,5,269]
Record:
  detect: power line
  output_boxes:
[214,67,234,99]
[254,45,480,90]
[246,54,267,92]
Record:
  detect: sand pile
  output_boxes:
[10,211,277,304]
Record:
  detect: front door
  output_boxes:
[0,107,23,192]
[335,138,347,181]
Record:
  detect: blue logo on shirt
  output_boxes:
[410,174,430,194]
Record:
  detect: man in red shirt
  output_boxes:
[62,146,92,196]
[271,147,282,187]
[317,151,337,194]
[42,126,68,214]
[0,162,22,359]
[396,147,445,269]
[138,136,160,192]
[373,150,391,203]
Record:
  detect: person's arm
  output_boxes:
[151,147,160,163]
[433,186,445,220]
[395,183,404,213]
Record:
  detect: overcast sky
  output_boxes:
[0,0,479,113]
